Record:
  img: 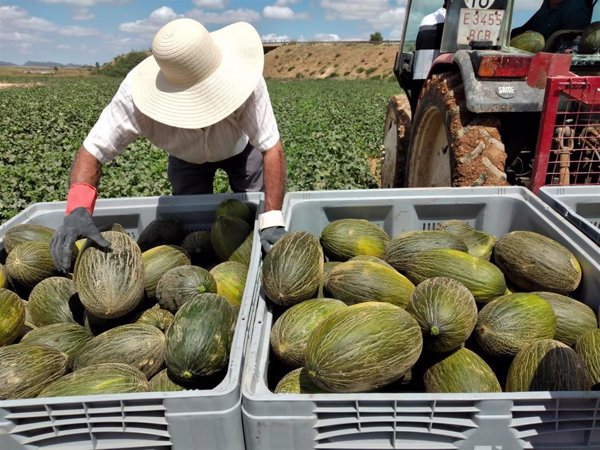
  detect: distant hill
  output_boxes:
[0,61,17,66]
[24,61,84,68]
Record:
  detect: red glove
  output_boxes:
[66,182,97,215]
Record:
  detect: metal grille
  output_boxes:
[531,76,600,193]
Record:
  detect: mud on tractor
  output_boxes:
[381,0,600,192]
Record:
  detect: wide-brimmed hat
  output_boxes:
[131,18,264,129]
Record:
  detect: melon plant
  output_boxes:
[575,329,600,388]
[261,231,323,307]
[406,277,477,352]
[506,339,590,392]
[142,245,191,299]
[39,363,149,397]
[137,217,186,252]
[149,368,185,392]
[476,293,557,357]
[155,265,217,313]
[21,323,93,367]
[210,215,251,262]
[0,288,25,346]
[423,347,502,393]
[28,276,78,327]
[320,219,389,261]
[270,297,347,367]
[274,367,326,394]
[494,231,581,294]
[5,241,57,288]
[437,220,496,260]
[210,261,248,309]
[75,231,145,319]
[3,223,54,254]
[305,302,423,392]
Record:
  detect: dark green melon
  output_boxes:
[324,259,415,308]
[210,216,252,262]
[384,230,468,273]
[5,241,57,288]
[229,233,253,267]
[74,323,166,378]
[28,276,78,327]
[575,329,600,388]
[506,339,590,391]
[270,298,347,367]
[148,368,185,392]
[39,363,149,397]
[142,245,191,299]
[3,223,54,254]
[155,265,217,313]
[406,248,507,303]
[274,367,327,394]
[136,304,174,332]
[215,198,254,225]
[510,31,545,53]
[209,261,248,309]
[437,220,496,260]
[261,232,323,307]
[165,293,236,381]
[0,288,25,346]
[424,347,502,393]
[406,277,477,352]
[494,231,581,294]
[137,217,186,252]
[0,343,69,399]
[476,293,556,357]
[21,323,92,367]
[320,219,389,261]
[305,302,423,393]
[75,231,145,319]
[181,231,216,267]
[580,21,600,55]
[533,291,597,346]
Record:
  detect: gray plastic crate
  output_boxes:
[242,186,600,450]
[0,192,263,450]
[539,186,600,246]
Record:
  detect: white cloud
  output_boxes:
[73,8,94,20]
[263,5,308,20]
[314,33,341,41]
[320,0,390,21]
[119,7,182,34]
[0,5,29,21]
[187,8,260,24]
[39,0,131,6]
[59,25,99,36]
[262,32,290,42]
[193,0,228,8]
[275,0,300,5]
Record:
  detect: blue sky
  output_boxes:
[0,0,597,65]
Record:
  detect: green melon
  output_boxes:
[155,265,217,313]
[437,220,496,260]
[274,367,326,394]
[349,255,394,268]
[320,219,390,261]
[5,241,57,288]
[210,215,252,262]
[575,329,600,387]
[39,363,149,397]
[209,261,248,309]
[75,231,145,319]
[324,259,415,308]
[149,368,185,392]
[423,348,502,393]
[0,343,69,399]
[74,323,166,378]
[580,21,600,55]
[215,198,254,225]
[270,298,347,367]
[136,304,175,332]
[305,302,423,392]
[405,248,507,303]
[137,217,186,252]
[384,230,468,273]
[229,233,253,267]
[533,291,597,346]
[406,277,477,352]
[19,299,36,337]
[0,264,7,289]
[494,231,581,294]
[181,231,216,267]
[510,31,545,53]
[506,339,590,391]
[142,245,191,299]
[319,261,341,297]
[3,223,54,254]
[261,231,323,307]
[165,293,236,381]
[21,323,93,367]
[28,276,78,327]
[476,293,556,357]
[0,288,25,346]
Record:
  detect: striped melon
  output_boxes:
[137,217,186,252]
[274,367,326,394]
[155,265,217,313]
[261,232,323,307]
[215,198,254,225]
[229,233,253,267]
[575,329,600,387]
[181,231,216,267]
[5,241,57,288]
[21,323,93,366]
[3,223,54,254]
[39,363,149,397]
[320,219,389,261]
[0,263,7,289]
[75,231,145,319]
[437,220,496,260]
[510,31,545,53]
[136,304,174,332]
[143,245,191,299]
[0,288,25,346]
[305,302,423,392]
[149,368,185,392]
[349,255,394,268]
[28,276,78,327]
[209,261,248,309]
[19,299,36,337]
[210,216,251,262]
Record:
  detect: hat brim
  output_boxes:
[131,22,264,129]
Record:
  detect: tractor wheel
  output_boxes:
[380,94,412,188]
[406,72,509,187]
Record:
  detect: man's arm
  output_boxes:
[70,146,103,187]
[262,139,286,212]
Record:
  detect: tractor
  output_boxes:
[381,0,600,192]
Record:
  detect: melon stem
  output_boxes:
[430,326,440,336]
[197,285,206,294]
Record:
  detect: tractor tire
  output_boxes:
[380,94,412,188]
[406,72,509,187]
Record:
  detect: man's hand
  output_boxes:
[50,207,110,273]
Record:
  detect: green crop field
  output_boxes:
[0,75,400,223]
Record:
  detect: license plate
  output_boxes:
[458,8,505,46]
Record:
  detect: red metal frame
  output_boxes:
[530,76,600,193]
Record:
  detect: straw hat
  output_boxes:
[131,18,264,129]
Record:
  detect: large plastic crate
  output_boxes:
[242,186,600,450]
[539,185,600,246]
[0,192,263,450]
